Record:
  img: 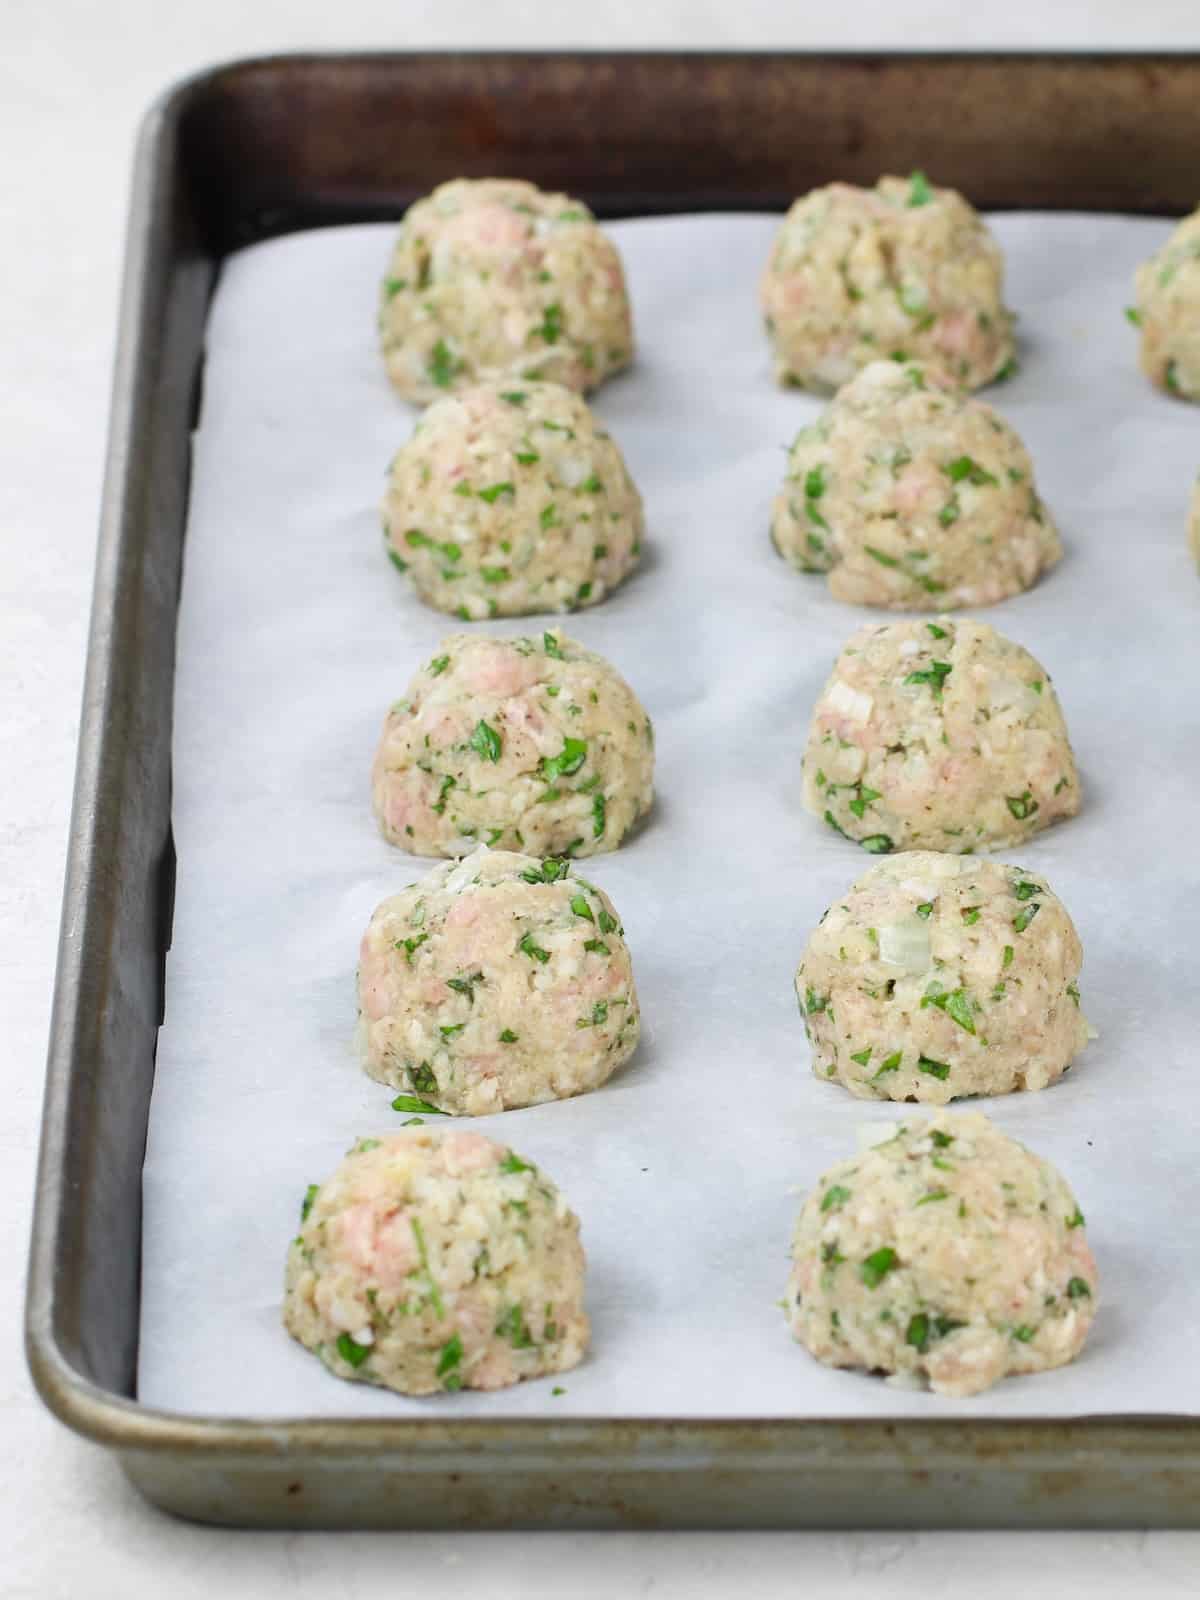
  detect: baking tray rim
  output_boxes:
[25,47,1200,1500]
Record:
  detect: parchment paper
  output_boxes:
[140,213,1200,1420]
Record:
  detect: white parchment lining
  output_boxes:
[139,213,1200,1419]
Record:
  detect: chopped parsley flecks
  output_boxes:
[428,653,451,676]
[300,1184,319,1223]
[518,932,551,964]
[864,545,900,569]
[1067,1277,1092,1299]
[538,303,564,345]
[926,621,949,639]
[429,338,461,389]
[1013,903,1041,934]
[520,859,572,884]
[543,631,565,658]
[917,1055,951,1081]
[469,719,502,763]
[495,1304,536,1348]
[821,1184,852,1213]
[436,1333,464,1388]
[944,455,999,488]
[915,901,934,919]
[859,1246,898,1288]
[478,481,515,504]
[860,833,895,854]
[447,971,484,1004]
[904,660,952,696]
[392,1088,448,1113]
[1006,790,1039,821]
[398,932,429,964]
[1002,944,1014,968]
[1066,1206,1086,1230]
[498,1029,519,1044]
[336,1332,371,1369]
[592,792,606,839]
[921,982,976,1035]
[907,170,933,208]
[874,1050,903,1079]
[540,737,588,783]
[499,1150,535,1174]
[570,894,595,922]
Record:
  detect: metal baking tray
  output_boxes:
[26,51,1200,1529]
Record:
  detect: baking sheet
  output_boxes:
[139,212,1200,1420]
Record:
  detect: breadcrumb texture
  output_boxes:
[761,176,1014,394]
[786,1112,1098,1397]
[284,1130,588,1396]
[1134,206,1200,401]
[382,380,642,619]
[358,846,640,1116]
[795,851,1090,1104]
[372,630,654,859]
[772,360,1060,608]
[380,178,633,404]
[802,616,1080,853]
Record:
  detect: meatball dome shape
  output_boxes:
[1133,206,1200,401]
[803,616,1080,854]
[795,852,1090,1104]
[358,846,640,1116]
[383,381,643,619]
[284,1129,588,1396]
[786,1112,1098,1397]
[772,360,1060,608]
[761,174,1014,394]
[379,177,633,404]
[372,630,654,859]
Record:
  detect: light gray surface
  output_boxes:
[7,0,1200,1594]
[140,212,1196,1423]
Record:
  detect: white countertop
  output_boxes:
[4,3,1199,1594]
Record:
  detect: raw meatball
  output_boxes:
[372,630,654,859]
[795,852,1090,1104]
[379,178,633,404]
[358,846,640,1116]
[786,1112,1098,1397]
[772,360,1060,608]
[284,1129,588,1396]
[761,174,1014,394]
[802,616,1081,853]
[1133,206,1200,400]
[382,381,643,619]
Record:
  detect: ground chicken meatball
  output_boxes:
[795,852,1089,1104]
[772,360,1061,608]
[1133,206,1200,400]
[786,1112,1098,1397]
[358,846,640,1116]
[802,616,1080,854]
[372,630,654,859]
[379,178,633,404]
[284,1129,588,1396]
[382,381,643,619]
[761,174,1014,394]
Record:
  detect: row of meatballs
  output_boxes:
[291,620,1094,1400]
[375,174,1199,624]
[286,845,1096,1403]
[282,176,1119,1406]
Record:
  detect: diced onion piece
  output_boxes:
[825,679,874,724]
[878,917,932,973]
